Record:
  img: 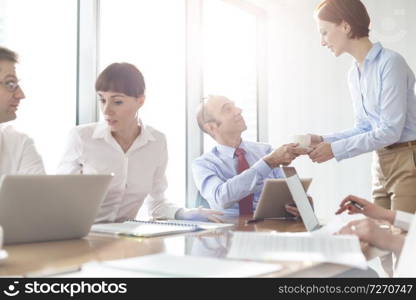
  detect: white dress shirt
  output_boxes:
[57,121,180,223]
[394,210,414,231]
[0,124,45,175]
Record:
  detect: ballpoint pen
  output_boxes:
[349,200,364,211]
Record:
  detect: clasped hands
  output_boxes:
[298,134,334,163]
[264,134,334,167]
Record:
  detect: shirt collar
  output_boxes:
[216,140,247,158]
[354,42,383,67]
[92,119,156,151]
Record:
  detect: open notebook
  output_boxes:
[91,220,233,238]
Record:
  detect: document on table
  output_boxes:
[57,254,282,278]
[227,232,367,269]
[312,214,366,237]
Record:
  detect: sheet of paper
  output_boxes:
[97,253,282,277]
[312,214,366,236]
[227,231,368,269]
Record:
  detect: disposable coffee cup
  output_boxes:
[292,134,311,148]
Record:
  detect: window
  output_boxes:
[99,0,186,207]
[202,0,258,151]
[0,0,77,173]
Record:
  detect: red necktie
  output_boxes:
[235,148,254,215]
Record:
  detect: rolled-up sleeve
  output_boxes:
[394,210,414,231]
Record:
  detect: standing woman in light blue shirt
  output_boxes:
[308,0,416,213]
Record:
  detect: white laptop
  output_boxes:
[281,167,322,231]
[0,174,113,245]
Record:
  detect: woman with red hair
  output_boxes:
[308,0,416,214]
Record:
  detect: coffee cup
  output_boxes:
[292,134,311,148]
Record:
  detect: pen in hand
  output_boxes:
[349,200,364,211]
[336,199,365,215]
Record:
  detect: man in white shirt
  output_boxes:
[0,47,44,175]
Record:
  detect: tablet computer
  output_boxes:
[253,176,312,221]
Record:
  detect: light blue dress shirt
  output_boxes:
[192,141,282,216]
[323,42,416,161]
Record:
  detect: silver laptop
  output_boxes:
[281,167,322,231]
[0,174,113,245]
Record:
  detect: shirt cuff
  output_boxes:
[322,134,339,144]
[394,210,414,231]
[330,140,350,161]
[252,158,273,178]
[162,205,182,220]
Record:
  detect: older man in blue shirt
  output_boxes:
[192,95,305,216]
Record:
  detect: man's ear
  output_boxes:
[203,122,216,137]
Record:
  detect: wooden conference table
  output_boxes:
[0,216,388,277]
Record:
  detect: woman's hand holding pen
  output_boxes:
[336,195,395,224]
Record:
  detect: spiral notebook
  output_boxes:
[91,220,233,238]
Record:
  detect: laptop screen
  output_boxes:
[281,167,321,231]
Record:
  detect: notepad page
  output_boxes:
[227,232,367,269]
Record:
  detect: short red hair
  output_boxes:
[315,0,370,39]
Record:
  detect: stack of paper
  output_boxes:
[227,231,367,269]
